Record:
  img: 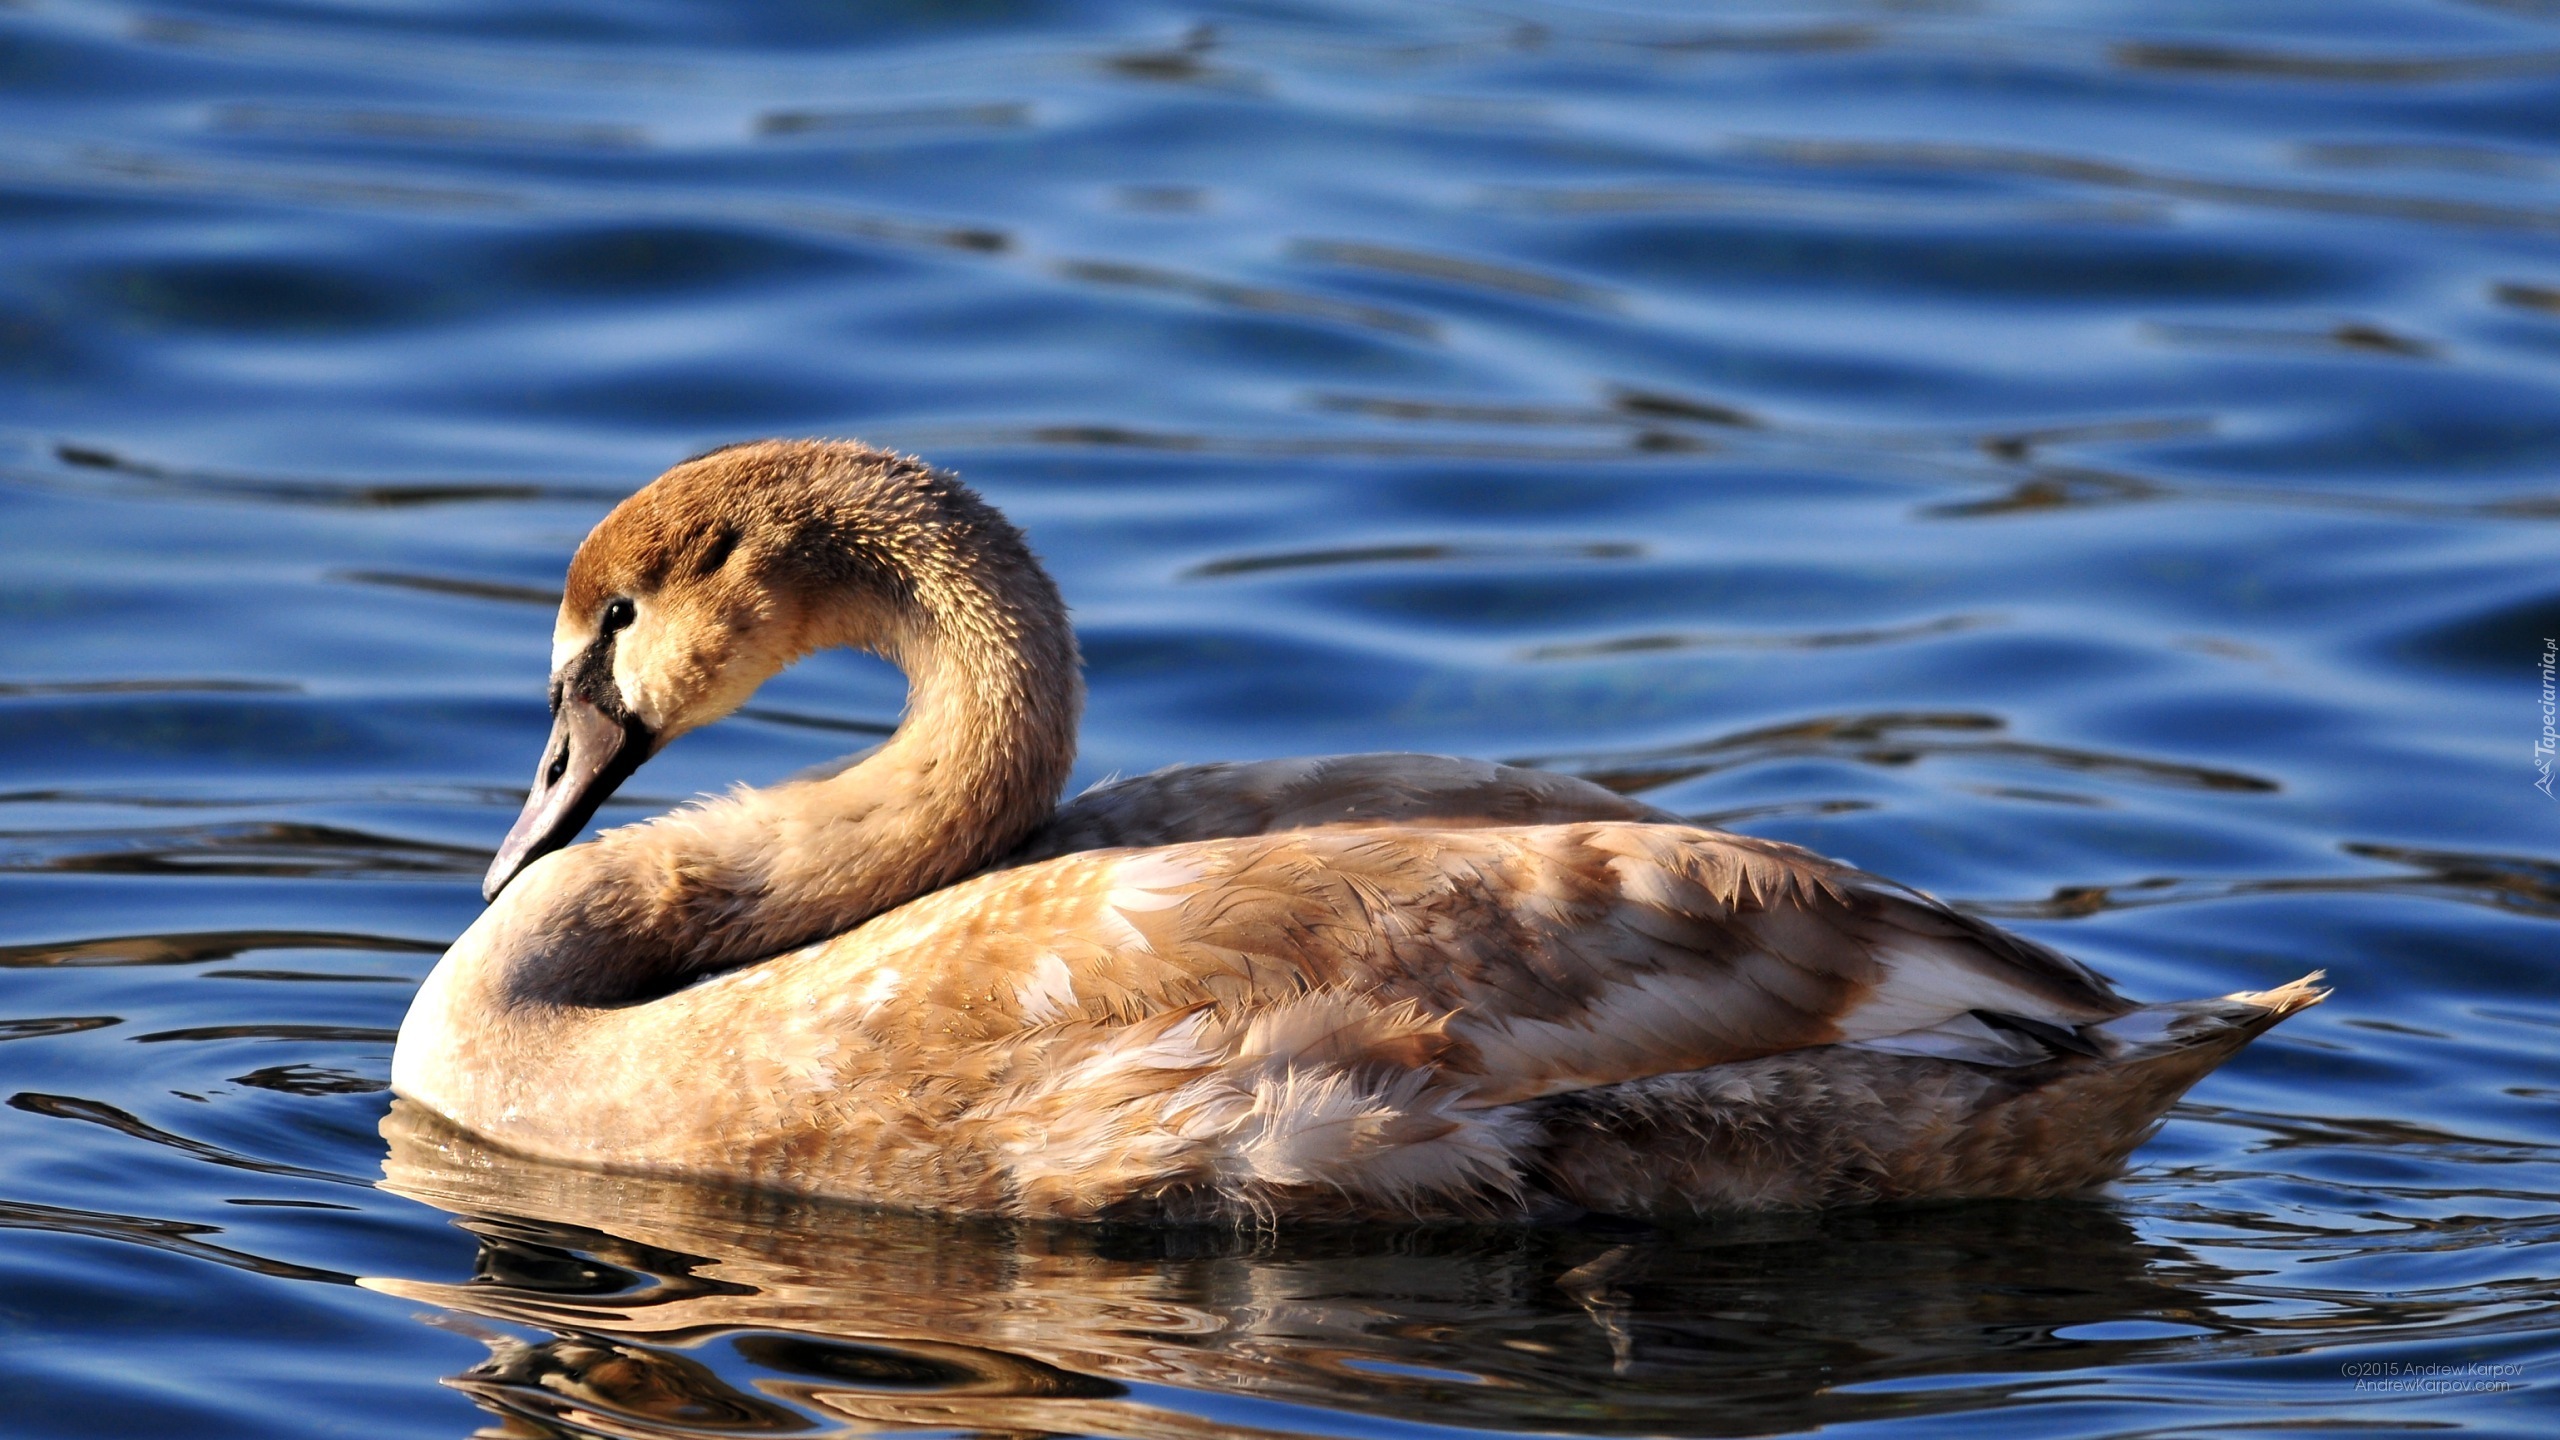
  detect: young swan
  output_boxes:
[392,439,2325,1220]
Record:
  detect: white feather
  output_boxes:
[1012,951,1076,1023]
[1837,939,2091,1039]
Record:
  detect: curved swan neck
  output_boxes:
[505,453,1084,1008]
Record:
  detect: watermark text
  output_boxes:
[2343,1359,2522,1396]
[2539,637,2556,799]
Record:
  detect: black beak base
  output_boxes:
[484,694,655,902]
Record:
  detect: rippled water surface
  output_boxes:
[4,1,2558,1435]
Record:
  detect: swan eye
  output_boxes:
[600,597,637,634]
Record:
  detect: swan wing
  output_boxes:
[1005,754,1676,864]
[837,820,2132,1109]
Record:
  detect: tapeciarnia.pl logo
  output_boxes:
[2539,638,2556,799]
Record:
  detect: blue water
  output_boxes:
[2,0,2556,1434]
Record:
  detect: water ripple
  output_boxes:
[9,1093,365,1186]
[1514,711,2281,798]
[0,0,2552,1434]
[0,1196,354,1285]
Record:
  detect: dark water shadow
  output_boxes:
[757,100,1030,139]
[43,442,603,508]
[2146,319,2439,359]
[1290,239,1616,309]
[0,820,489,880]
[332,569,562,607]
[1522,613,1995,661]
[0,1196,354,1284]
[733,706,897,738]
[915,422,1716,461]
[1185,540,1643,580]
[1511,710,2278,797]
[0,678,300,698]
[0,929,440,969]
[11,1092,366,1186]
[372,1105,2267,1440]
[1099,24,1253,90]
[1971,841,2560,923]
[1055,259,1438,340]
[2113,40,2560,85]
[211,104,647,151]
[0,1016,118,1042]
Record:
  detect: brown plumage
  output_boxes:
[391,439,2325,1220]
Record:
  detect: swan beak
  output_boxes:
[484,694,655,902]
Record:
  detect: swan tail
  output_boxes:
[1527,973,2328,1215]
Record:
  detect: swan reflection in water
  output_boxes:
[370,1101,2241,1439]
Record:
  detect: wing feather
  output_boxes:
[1005,753,1677,864]
[653,815,2153,1213]
[808,819,2133,1113]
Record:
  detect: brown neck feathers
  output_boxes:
[510,442,1083,1007]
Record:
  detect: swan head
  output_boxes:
[485,439,1071,901]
